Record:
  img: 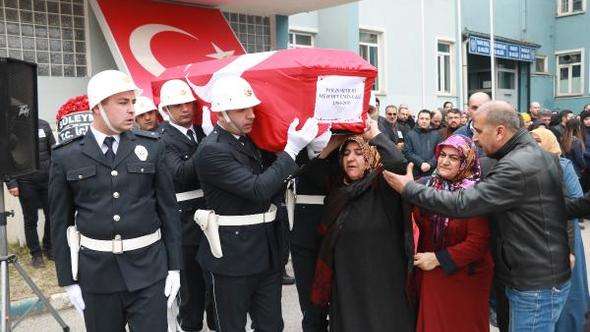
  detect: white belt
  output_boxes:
[295,195,325,205]
[176,189,204,202]
[194,204,277,258]
[80,229,161,254]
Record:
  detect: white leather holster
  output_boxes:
[66,225,80,281]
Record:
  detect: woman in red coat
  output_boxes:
[413,134,494,332]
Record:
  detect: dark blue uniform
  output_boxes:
[195,125,298,331]
[49,129,181,332]
[290,152,340,332]
[159,122,216,331]
[7,119,55,260]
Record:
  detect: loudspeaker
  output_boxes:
[0,58,39,180]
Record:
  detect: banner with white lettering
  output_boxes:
[57,111,93,143]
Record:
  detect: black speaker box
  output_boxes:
[0,58,39,180]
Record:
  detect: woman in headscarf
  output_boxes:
[311,118,415,332]
[531,127,590,332]
[413,134,494,332]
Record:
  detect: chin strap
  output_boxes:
[98,103,122,134]
[221,111,244,135]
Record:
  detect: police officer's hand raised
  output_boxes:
[284,117,319,160]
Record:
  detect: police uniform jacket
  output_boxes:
[195,125,297,276]
[49,130,181,293]
[290,151,341,251]
[159,122,206,246]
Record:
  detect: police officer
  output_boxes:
[134,95,159,131]
[6,118,55,268]
[49,70,182,332]
[158,79,215,331]
[284,129,347,332]
[195,75,318,331]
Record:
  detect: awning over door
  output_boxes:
[89,0,245,96]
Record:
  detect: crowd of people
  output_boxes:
[7,67,590,332]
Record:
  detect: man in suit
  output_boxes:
[158,79,215,331]
[194,75,318,331]
[7,118,55,268]
[49,70,182,332]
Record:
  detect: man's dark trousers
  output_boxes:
[18,180,51,257]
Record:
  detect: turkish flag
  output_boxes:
[153,48,377,152]
[89,0,244,96]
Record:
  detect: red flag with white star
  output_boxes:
[89,0,244,97]
[153,48,377,152]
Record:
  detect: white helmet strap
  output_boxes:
[221,111,244,135]
[98,103,122,134]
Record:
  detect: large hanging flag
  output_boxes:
[89,0,244,96]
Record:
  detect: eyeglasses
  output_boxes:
[438,151,462,163]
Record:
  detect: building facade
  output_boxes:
[290,0,590,113]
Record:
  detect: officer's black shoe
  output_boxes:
[43,249,54,261]
[282,271,296,285]
[31,255,45,269]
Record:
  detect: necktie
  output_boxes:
[187,129,197,145]
[104,136,116,162]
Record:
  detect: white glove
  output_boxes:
[201,106,214,136]
[64,284,85,315]
[284,118,319,160]
[307,128,332,159]
[164,270,181,308]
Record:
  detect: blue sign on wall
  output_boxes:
[468,36,535,62]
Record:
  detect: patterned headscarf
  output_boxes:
[339,135,381,182]
[424,134,481,249]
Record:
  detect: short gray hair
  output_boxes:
[480,101,520,132]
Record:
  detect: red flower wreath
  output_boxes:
[56,95,90,123]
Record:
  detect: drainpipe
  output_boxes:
[420,0,426,107]
[489,0,496,99]
[456,0,464,110]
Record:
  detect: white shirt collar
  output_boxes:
[90,125,120,153]
[169,121,194,136]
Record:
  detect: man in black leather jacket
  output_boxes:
[383,100,572,331]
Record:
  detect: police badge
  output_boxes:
[134,145,148,161]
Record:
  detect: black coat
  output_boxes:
[195,125,297,276]
[404,127,442,177]
[7,119,55,188]
[49,130,182,293]
[159,122,206,246]
[377,116,408,144]
[404,129,571,290]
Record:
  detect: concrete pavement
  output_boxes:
[12,222,590,331]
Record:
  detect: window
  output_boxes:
[223,12,270,53]
[557,0,586,16]
[556,50,584,96]
[288,31,314,48]
[0,0,87,77]
[359,30,383,92]
[437,41,453,94]
[534,56,548,74]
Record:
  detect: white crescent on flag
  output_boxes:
[129,24,198,77]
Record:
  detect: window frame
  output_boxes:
[557,0,586,17]
[288,30,315,49]
[436,39,455,96]
[555,48,585,97]
[533,55,549,75]
[359,27,386,94]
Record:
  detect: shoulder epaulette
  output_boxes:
[133,129,160,139]
[51,134,84,150]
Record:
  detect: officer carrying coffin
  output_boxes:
[158,79,216,331]
[194,75,319,331]
[49,69,182,332]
